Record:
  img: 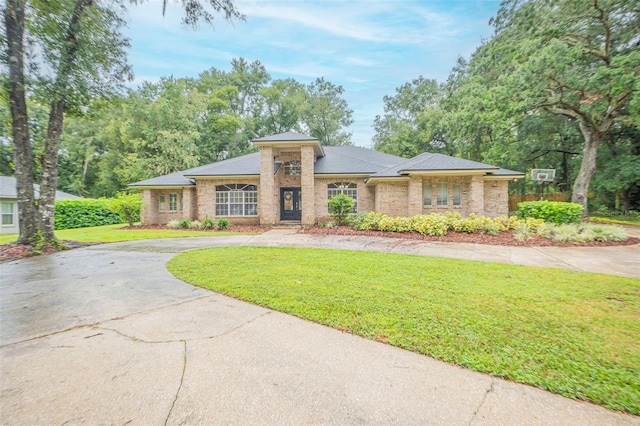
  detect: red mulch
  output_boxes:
[0,240,98,262]
[300,226,640,247]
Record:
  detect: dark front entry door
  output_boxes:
[280,188,301,221]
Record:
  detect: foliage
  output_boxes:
[373,76,450,158]
[188,220,203,230]
[351,212,385,231]
[516,201,583,225]
[167,220,182,230]
[179,219,191,229]
[327,194,355,225]
[589,215,640,226]
[201,217,215,230]
[54,199,123,230]
[168,246,640,414]
[539,223,628,243]
[217,218,229,230]
[107,192,142,226]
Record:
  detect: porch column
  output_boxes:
[182,187,196,220]
[259,146,277,225]
[407,176,423,216]
[301,145,315,225]
[140,189,156,225]
[469,175,485,216]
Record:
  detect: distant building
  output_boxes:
[0,176,80,235]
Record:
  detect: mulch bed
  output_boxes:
[300,226,640,247]
[2,225,637,263]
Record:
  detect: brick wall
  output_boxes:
[300,145,315,225]
[196,177,260,225]
[484,180,509,217]
[259,146,276,225]
[313,177,369,219]
[375,181,409,217]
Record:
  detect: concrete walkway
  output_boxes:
[1,231,639,425]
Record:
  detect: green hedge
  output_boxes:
[54,199,123,230]
[515,201,583,225]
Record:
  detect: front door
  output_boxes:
[280,188,301,221]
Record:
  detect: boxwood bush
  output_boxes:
[55,199,123,230]
[515,201,583,225]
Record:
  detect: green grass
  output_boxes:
[168,246,640,415]
[0,223,258,244]
[589,215,640,225]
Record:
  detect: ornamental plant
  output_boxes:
[516,201,583,225]
[328,194,355,225]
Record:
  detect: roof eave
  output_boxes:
[402,169,498,176]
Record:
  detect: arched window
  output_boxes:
[284,160,301,176]
[327,182,357,212]
[215,184,258,216]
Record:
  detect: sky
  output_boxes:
[125,0,501,148]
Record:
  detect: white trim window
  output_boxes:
[423,185,432,206]
[159,193,181,212]
[328,182,357,213]
[1,202,14,225]
[215,184,258,216]
[437,182,448,206]
[284,160,301,176]
[453,184,462,206]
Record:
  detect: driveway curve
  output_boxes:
[1,230,638,425]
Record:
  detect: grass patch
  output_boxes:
[589,215,640,226]
[168,246,640,415]
[0,223,258,244]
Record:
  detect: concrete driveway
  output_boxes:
[1,231,638,425]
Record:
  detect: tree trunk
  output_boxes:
[4,0,39,245]
[39,100,65,240]
[571,122,601,216]
[38,0,92,241]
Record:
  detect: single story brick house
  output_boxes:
[129,131,524,226]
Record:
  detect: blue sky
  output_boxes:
[125,0,501,147]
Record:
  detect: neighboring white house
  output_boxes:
[0,176,80,235]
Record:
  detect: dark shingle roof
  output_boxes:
[253,131,318,142]
[128,147,523,187]
[315,146,405,174]
[369,152,506,178]
[0,176,80,199]
[128,170,195,187]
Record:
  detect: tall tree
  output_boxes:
[2,0,243,245]
[373,76,448,158]
[301,77,353,146]
[483,0,639,213]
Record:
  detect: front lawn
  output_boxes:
[168,246,640,415]
[0,223,260,244]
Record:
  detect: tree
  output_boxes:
[483,0,640,213]
[2,0,244,245]
[301,77,353,146]
[373,76,448,158]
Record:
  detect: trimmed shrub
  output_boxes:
[108,192,142,226]
[352,212,385,231]
[378,216,413,233]
[411,214,449,236]
[167,220,182,229]
[516,201,583,225]
[217,218,229,230]
[201,218,215,230]
[54,199,123,230]
[328,194,355,225]
[188,220,203,230]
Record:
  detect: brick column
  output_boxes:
[408,176,423,216]
[140,189,155,224]
[469,175,485,216]
[301,145,315,225]
[259,146,276,225]
[182,187,195,220]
